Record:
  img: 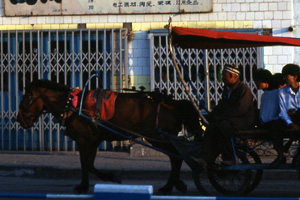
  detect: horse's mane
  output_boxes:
[26,79,70,93]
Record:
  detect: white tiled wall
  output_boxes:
[0,0,297,75]
[128,32,150,76]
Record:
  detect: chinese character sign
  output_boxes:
[4,0,212,16]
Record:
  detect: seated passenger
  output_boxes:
[270,73,286,90]
[253,69,286,167]
[201,64,254,166]
[277,64,300,167]
[254,69,278,128]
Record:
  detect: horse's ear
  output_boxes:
[25,80,37,94]
[31,79,40,85]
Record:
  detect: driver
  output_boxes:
[201,64,255,166]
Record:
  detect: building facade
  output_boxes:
[0,0,299,151]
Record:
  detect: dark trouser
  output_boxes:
[270,120,286,153]
[271,113,300,153]
[260,120,286,153]
[202,120,237,163]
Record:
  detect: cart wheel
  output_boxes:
[192,150,263,196]
[207,150,254,196]
[243,150,263,194]
[192,169,210,195]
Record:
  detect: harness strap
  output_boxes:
[93,89,106,118]
[156,102,161,129]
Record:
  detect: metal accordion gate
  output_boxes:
[0,28,128,152]
[149,32,262,111]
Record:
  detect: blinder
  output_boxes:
[19,92,45,119]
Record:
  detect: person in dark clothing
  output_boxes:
[201,64,255,165]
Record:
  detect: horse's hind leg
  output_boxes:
[158,156,187,195]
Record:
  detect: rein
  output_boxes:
[79,112,186,160]
[79,107,172,144]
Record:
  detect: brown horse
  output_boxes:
[17,79,202,194]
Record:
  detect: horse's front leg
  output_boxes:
[89,144,122,183]
[158,155,187,195]
[74,141,91,194]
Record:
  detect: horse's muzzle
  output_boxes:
[17,110,32,129]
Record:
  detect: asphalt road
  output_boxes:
[1,151,300,199]
[1,176,300,199]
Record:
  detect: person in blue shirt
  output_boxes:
[276,64,300,167]
[254,69,280,127]
[254,69,286,167]
[279,64,300,129]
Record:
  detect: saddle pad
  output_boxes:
[100,90,118,120]
[83,89,118,121]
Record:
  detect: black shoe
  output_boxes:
[269,154,286,168]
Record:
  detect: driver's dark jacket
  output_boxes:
[207,79,254,130]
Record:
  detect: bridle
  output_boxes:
[19,91,48,118]
[20,87,78,126]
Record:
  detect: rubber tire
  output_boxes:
[243,150,263,194]
[207,151,254,196]
[192,169,211,195]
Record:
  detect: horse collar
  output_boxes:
[58,88,82,125]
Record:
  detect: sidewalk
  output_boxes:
[0,144,190,180]
[0,144,298,181]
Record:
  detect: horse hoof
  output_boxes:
[158,186,172,195]
[174,180,187,194]
[74,185,89,194]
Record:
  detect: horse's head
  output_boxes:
[17,80,71,129]
[17,81,45,129]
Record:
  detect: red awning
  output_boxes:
[171,27,300,49]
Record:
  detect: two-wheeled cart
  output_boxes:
[167,19,300,196]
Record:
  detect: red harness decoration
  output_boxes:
[100,91,118,120]
[82,89,118,121]
[70,88,82,108]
